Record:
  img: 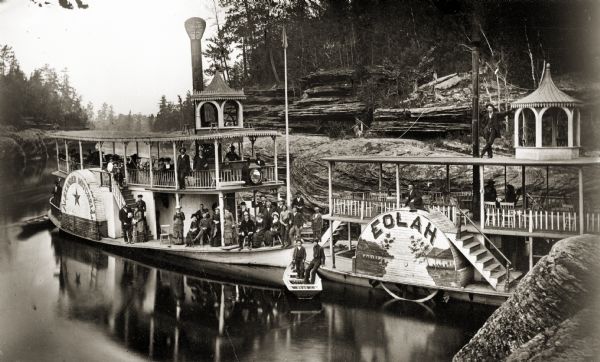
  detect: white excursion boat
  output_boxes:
[282,264,322,299]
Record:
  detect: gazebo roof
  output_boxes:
[191,70,246,101]
[511,64,582,108]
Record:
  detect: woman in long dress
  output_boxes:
[133,208,146,243]
[173,206,185,245]
[223,209,235,246]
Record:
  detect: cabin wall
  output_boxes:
[101,191,119,238]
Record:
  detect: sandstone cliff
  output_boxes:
[453,234,600,361]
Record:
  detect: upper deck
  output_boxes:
[50,128,285,193]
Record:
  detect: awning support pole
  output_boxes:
[78,140,84,170]
[579,167,584,234]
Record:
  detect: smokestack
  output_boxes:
[184,17,206,92]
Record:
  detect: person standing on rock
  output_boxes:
[480,103,506,158]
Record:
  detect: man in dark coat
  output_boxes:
[291,194,305,213]
[480,103,505,158]
[288,206,304,243]
[405,184,425,210]
[311,207,323,243]
[193,151,208,170]
[304,240,326,284]
[239,212,255,249]
[177,147,191,189]
[254,152,266,167]
[52,178,62,205]
[225,145,241,162]
[119,204,134,243]
[291,239,306,278]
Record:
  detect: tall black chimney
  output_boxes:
[184,17,206,92]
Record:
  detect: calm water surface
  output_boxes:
[0,161,495,361]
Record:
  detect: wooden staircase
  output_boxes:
[120,185,136,208]
[453,230,509,290]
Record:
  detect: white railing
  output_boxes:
[484,208,581,233]
[187,170,214,188]
[219,168,243,183]
[128,168,151,186]
[262,165,277,182]
[586,212,600,234]
[154,170,176,188]
[110,174,126,209]
[332,198,398,219]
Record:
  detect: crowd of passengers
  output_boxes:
[168,194,324,250]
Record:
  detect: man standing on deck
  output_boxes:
[177,147,191,189]
[405,184,425,211]
[291,239,306,278]
[480,103,505,158]
[311,207,323,243]
[304,240,326,284]
[288,206,303,243]
[119,204,134,244]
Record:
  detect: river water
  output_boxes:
[0,161,495,361]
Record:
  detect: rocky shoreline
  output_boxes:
[453,234,600,361]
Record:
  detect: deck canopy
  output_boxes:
[510,63,583,160]
[321,155,600,167]
[47,128,280,143]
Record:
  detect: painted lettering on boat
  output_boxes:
[355,209,462,287]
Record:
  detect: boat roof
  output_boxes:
[321,155,600,167]
[47,129,279,142]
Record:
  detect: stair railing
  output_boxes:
[110,173,126,209]
[450,197,512,292]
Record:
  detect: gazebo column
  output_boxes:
[567,108,574,147]
[576,111,581,146]
[535,108,543,147]
[513,111,520,147]
[328,161,335,269]
[78,140,84,170]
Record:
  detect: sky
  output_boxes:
[0,0,225,115]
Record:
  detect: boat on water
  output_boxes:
[315,66,600,305]
[282,264,322,299]
[47,18,299,277]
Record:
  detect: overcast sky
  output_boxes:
[0,0,224,115]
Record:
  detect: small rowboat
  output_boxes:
[282,264,322,299]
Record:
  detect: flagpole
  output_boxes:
[283,26,292,208]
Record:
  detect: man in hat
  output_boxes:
[254,152,266,167]
[304,239,326,284]
[225,144,241,162]
[311,206,323,243]
[405,184,425,210]
[480,103,505,158]
[119,204,134,244]
[177,147,191,189]
[291,239,306,278]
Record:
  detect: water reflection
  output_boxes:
[51,235,493,361]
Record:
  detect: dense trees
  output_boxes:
[0,45,89,129]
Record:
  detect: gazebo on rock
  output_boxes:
[511,63,583,160]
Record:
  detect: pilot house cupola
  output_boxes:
[192,70,246,130]
[511,63,583,160]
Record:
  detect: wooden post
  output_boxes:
[136,141,139,156]
[347,222,351,249]
[172,142,179,190]
[64,140,69,171]
[239,140,244,161]
[395,164,401,208]
[578,167,584,234]
[55,139,59,170]
[214,140,220,188]
[123,142,128,183]
[479,165,485,231]
[273,136,278,183]
[528,236,534,271]
[98,142,103,169]
[521,165,526,212]
[112,141,116,155]
[78,140,84,170]
[148,142,154,187]
[218,192,225,247]
[446,164,450,194]
[157,142,160,158]
[504,165,507,194]
[328,161,335,268]
[378,163,383,192]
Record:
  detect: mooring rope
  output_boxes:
[379,281,439,303]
